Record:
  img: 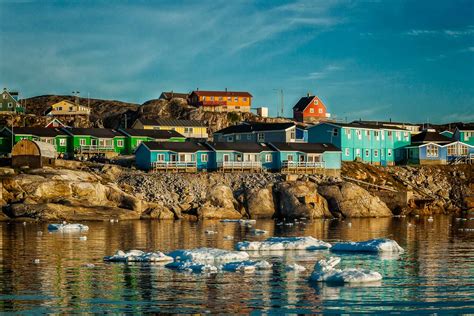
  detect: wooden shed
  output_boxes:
[11,139,56,168]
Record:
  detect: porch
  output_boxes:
[151,161,197,173]
[281,161,325,174]
[217,161,262,172]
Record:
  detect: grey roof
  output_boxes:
[215,122,295,135]
[119,128,185,139]
[33,140,57,158]
[207,142,273,153]
[135,118,206,127]
[10,127,68,137]
[64,128,123,138]
[159,92,189,100]
[142,141,209,152]
[269,142,340,153]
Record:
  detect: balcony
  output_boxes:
[217,161,262,171]
[282,161,325,173]
[151,161,197,172]
[78,145,115,153]
[199,100,227,106]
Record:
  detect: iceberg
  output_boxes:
[331,238,404,254]
[239,219,256,225]
[167,247,250,263]
[48,223,89,232]
[286,263,306,272]
[310,257,382,284]
[251,229,267,235]
[104,250,173,263]
[205,230,217,234]
[221,260,272,273]
[236,237,332,251]
[165,261,218,273]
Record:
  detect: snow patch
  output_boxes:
[104,250,173,263]
[310,257,382,284]
[236,237,332,251]
[331,238,404,253]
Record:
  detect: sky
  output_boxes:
[0,0,473,123]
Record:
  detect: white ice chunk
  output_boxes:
[236,237,332,251]
[48,223,89,232]
[331,238,404,253]
[224,235,234,240]
[252,229,267,235]
[205,230,217,234]
[167,247,250,264]
[310,257,382,284]
[220,219,240,223]
[221,260,272,273]
[165,261,218,273]
[286,263,306,272]
[239,219,256,225]
[104,250,174,263]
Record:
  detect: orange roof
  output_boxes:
[191,90,252,97]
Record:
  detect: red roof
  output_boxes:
[191,90,252,97]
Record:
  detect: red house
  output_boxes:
[292,94,331,123]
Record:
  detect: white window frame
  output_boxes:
[396,131,401,141]
[426,144,439,157]
[59,138,66,146]
[374,131,379,140]
[345,128,351,139]
[236,134,241,140]
[201,153,208,162]
[257,133,265,142]
[265,154,272,162]
[365,149,370,157]
[374,150,378,157]
[287,154,294,162]
[356,148,361,157]
[117,139,124,147]
[309,108,314,113]
[345,148,350,156]
[318,108,323,113]
[80,138,86,146]
[332,128,338,137]
[157,154,165,162]
[356,129,362,140]
[387,149,392,157]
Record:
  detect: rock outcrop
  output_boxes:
[318,182,392,218]
[246,186,276,219]
[197,185,242,219]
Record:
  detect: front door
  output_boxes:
[223,154,230,162]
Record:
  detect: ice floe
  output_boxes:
[165,261,218,273]
[205,230,217,234]
[235,237,332,251]
[221,260,272,273]
[286,263,306,272]
[104,250,173,263]
[331,238,404,254]
[310,257,382,284]
[223,235,234,240]
[251,229,267,235]
[48,223,89,232]
[167,247,249,263]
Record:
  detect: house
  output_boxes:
[295,125,308,142]
[1,127,70,155]
[189,90,252,112]
[440,130,454,138]
[292,95,331,123]
[268,142,341,174]
[354,120,421,134]
[50,99,91,116]
[0,88,24,113]
[11,139,56,169]
[453,123,474,146]
[63,128,126,157]
[207,142,274,171]
[307,122,411,166]
[45,118,68,128]
[131,118,208,139]
[118,128,186,154]
[213,122,296,143]
[158,91,189,101]
[406,129,474,165]
[135,141,212,172]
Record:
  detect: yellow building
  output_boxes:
[132,118,208,139]
[50,100,91,116]
[189,90,252,112]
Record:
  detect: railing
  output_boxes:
[151,161,197,172]
[282,161,324,169]
[79,145,115,153]
[218,161,262,169]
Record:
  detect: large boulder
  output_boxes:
[246,186,275,219]
[197,184,242,219]
[275,181,332,219]
[318,182,392,217]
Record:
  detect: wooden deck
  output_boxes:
[151,161,198,173]
[217,161,262,172]
[281,161,325,174]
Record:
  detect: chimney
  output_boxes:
[225,88,228,92]
[307,92,310,97]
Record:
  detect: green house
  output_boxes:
[118,128,186,154]
[0,88,25,113]
[308,122,411,166]
[63,128,126,156]
[0,127,70,155]
[453,124,474,146]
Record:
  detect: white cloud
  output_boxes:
[405,26,474,37]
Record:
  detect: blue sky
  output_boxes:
[0,0,473,123]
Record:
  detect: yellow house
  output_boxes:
[50,100,91,116]
[132,118,208,139]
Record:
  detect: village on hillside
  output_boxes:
[1,87,473,173]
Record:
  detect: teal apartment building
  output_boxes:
[307,122,411,166]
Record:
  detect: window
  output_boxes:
[265,154,272,162]
[117,140,124,147]
[80,138,86,146]
[314,100,319,105]
[234,97,238,102]
[59,138,66,146]
[387,149,392,156]
[287,155,294,162]
[365,149,370,157]
[8,102,12,108]
[201,153,208,162]
[426,144,439,157]
[310,108,314,113]
[184,127,194,134]
[257,133,265,142]
[465,132,472,141]
[69,107,73,111]
[227,97,231,101]
[236,154,242,162]
[387,131,393,138]
[247,134,252,140]
[218,97,223,101]
[332,128,338,137]
[210,96,215,101]
[356,129,362,140]
[290,131,295,140]
[381,132,385,140]
[366,130,370,140]
[356,148,361,156]
[396,131,401,141]
[345,128,351,139]
[227,136,234,142]
[404,132,409,141]
[235,106,240,110]
[318,108,323,113]
[374,131,379,140]
[202,96,206,101]
[2,94,6,99]
[157,154,165,161]
[243,97,247,101]
[236,134,241,140]
[345,148,350,156]
[374,150,378,157]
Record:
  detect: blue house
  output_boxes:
[206,142,276,171]
[307,122,411,166]
[268,143,341,172]
[135,141,212,171]
[295,125,308,142]
[213,122,296,143]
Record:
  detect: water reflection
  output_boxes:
[0,215,473,313]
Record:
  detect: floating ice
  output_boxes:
[165,261,218,273]
[34,259,40,264]
[167,248,249,263]
[252,229,267,235]
[310,257,382,284]
[286,263,306,272]
[79,236,87,241]
[48,223,89,232]
[104,250,173,263]
[221,260,272,273]
[236,237,332,251]
[205,230,217,234]
[224,235,234,240]
[220,219,240,223]
[331,238,404,253]
[427,217,434,222]
[240,219,256,225]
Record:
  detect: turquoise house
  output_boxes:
[453,124,474,146]
[268,143,341,170]
[135,141,212,171]
[307,122,411,166]
[206,142,276,171]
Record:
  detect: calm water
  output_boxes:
[0,216,473,314]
